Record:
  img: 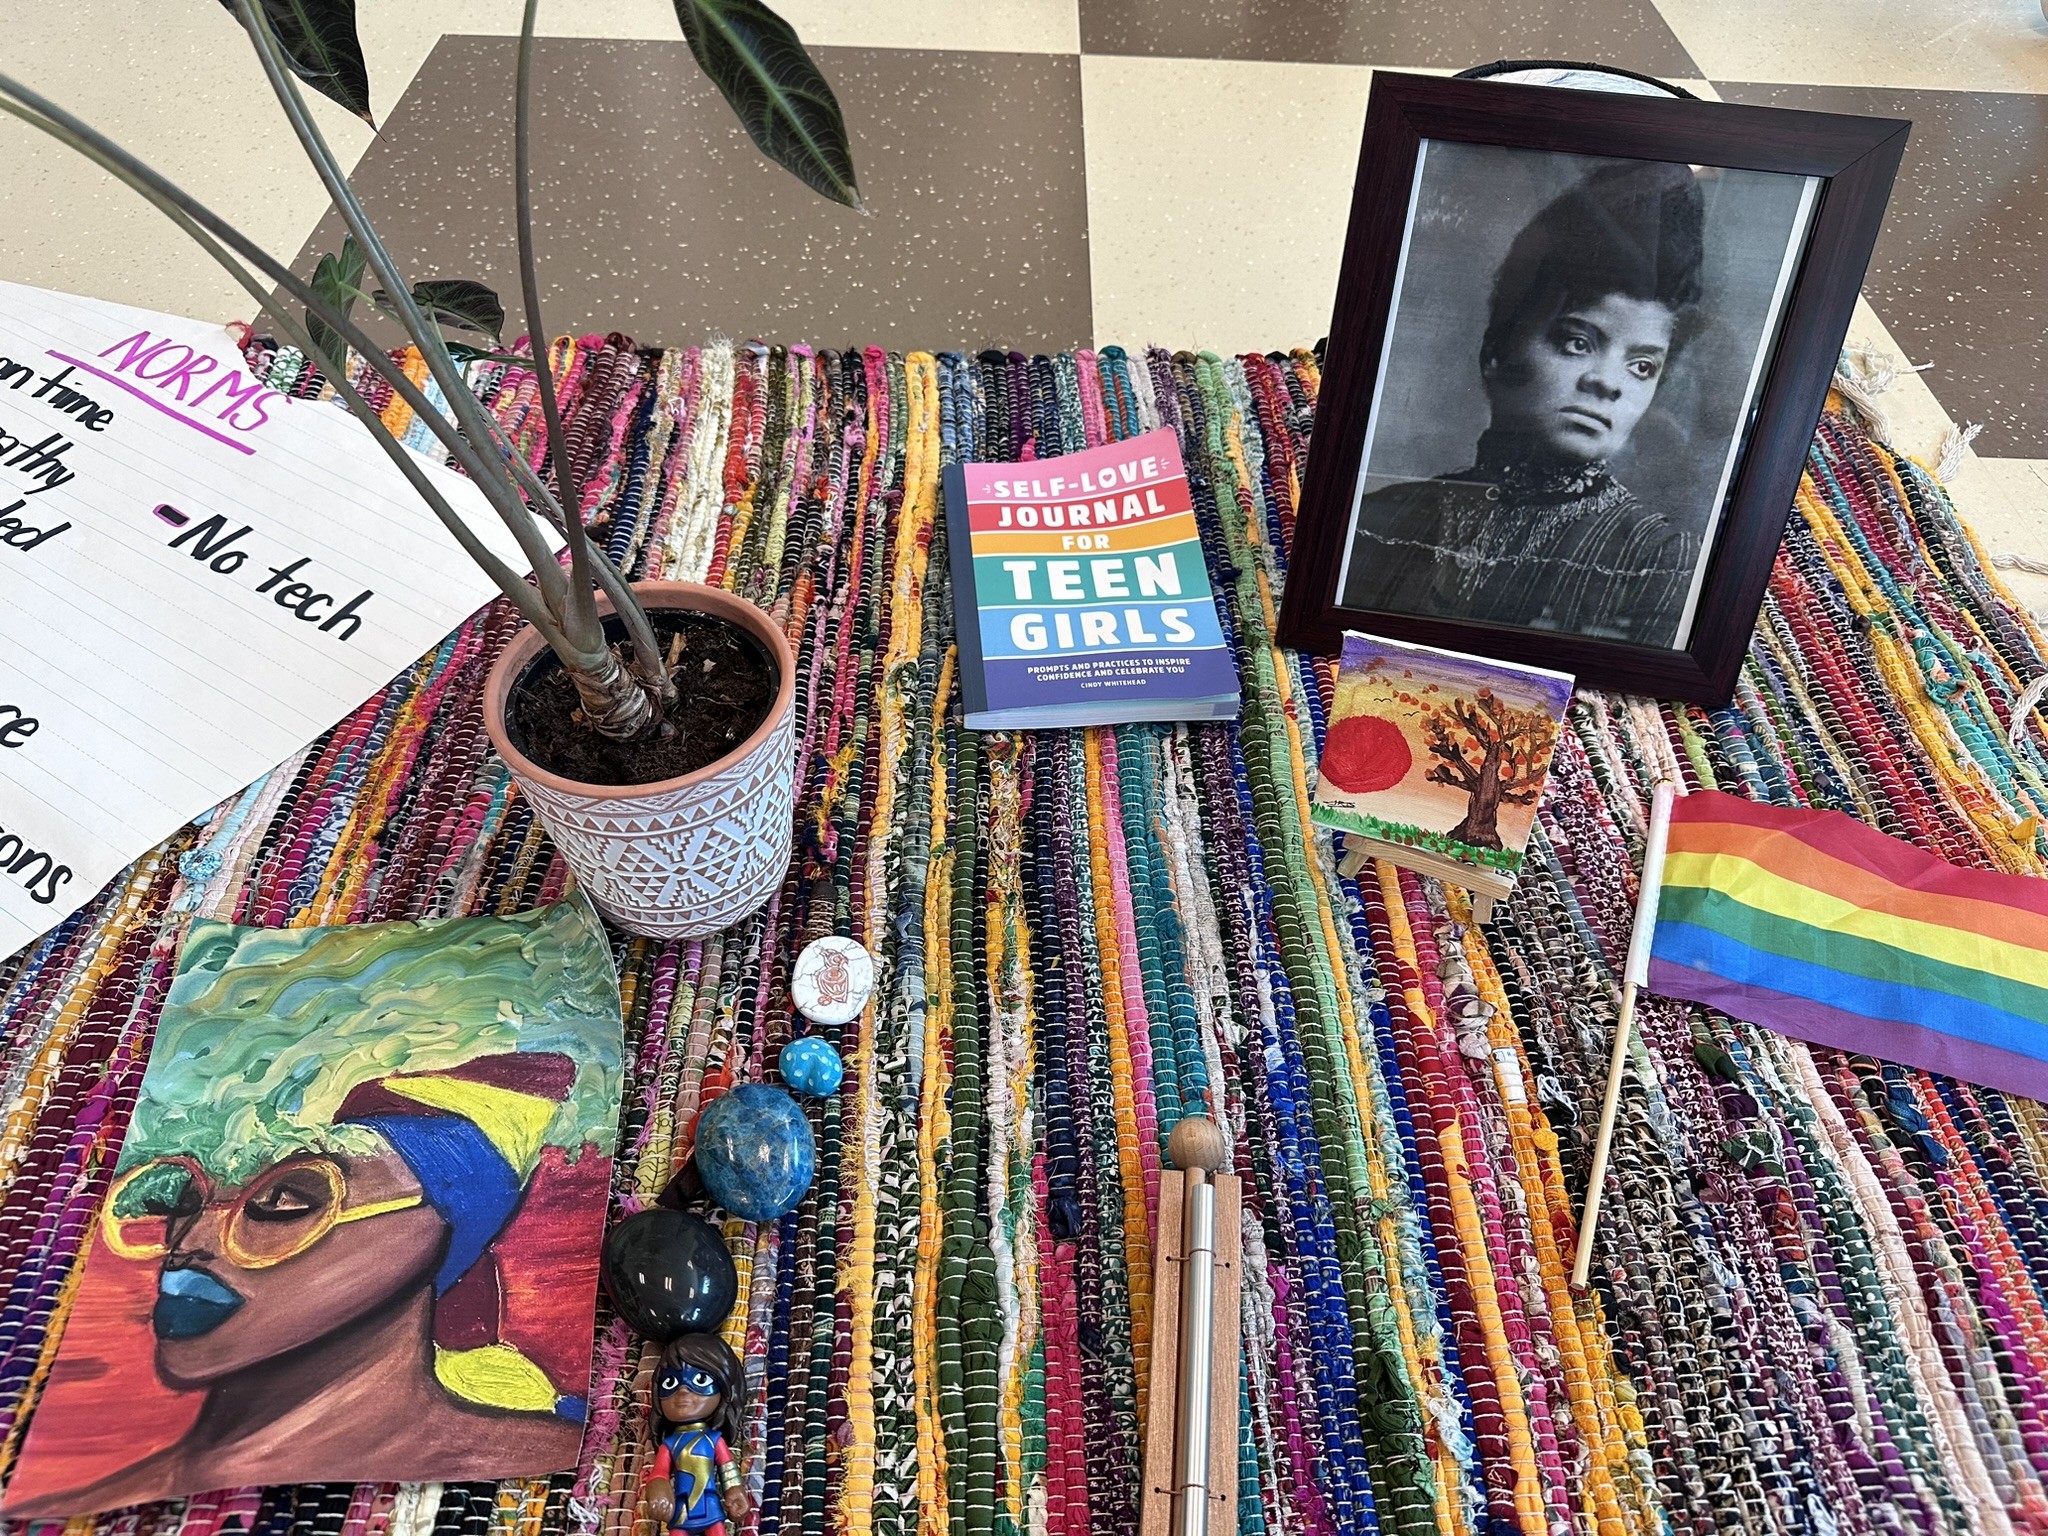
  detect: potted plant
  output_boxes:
[0,0,859,936]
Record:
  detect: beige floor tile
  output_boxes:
[350,0,1082,118]
[1843,295,1958,465]
[1656,0,2048,92]
[369,0,1083,57]
[1938,457,2048,617]
[1083,62,1732,355]
[0,2,667,322]
[0,3,380,323]
[1084,55,1400,354]
[1840,297,2048,614]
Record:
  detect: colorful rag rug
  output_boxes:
[4,336,2048,1536]
[1652,789,2048,1101]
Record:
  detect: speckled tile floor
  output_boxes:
[2,0,2043,597]
[300,37,1093,353]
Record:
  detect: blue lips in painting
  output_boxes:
[153,1267,244,1339]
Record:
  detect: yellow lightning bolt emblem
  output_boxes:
[672,1428,716,1518]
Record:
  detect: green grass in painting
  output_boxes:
[1309,804,1524,871]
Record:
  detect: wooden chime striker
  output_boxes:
[1139,1115,1242,1536]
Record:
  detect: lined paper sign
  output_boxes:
[0,281,533,958]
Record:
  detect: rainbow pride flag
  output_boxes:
[1647,790,2048,1099]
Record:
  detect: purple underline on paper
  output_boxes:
[46,350,258,456]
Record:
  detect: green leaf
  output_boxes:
[303,316,348,372]
[444,342,532,367]
[674,0,861,210]
[218,0,375,126]
[310,235,365,312]
[374,280,507,340]
[305,234,365,370]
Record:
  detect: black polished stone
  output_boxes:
[601,1206,739,1341]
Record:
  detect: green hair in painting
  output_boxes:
[120,898,623,1186]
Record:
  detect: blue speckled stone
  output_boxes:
[694,1083,815,1222]
[779,1036,845,1098]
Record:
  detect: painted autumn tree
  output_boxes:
[1423,688,1557,849]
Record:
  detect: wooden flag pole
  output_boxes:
[1572,780,1678,1290]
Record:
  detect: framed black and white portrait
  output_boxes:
[1279,72,1907,703]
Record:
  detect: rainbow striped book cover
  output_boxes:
[1648,790,2048,1099]
[944,428,1240,729]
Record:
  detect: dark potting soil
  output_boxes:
[506,611,776,788]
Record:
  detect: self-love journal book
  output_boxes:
[943,428,1240,729]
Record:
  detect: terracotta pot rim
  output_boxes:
[482,579,796,803]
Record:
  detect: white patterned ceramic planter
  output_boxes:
[482,581,796,938]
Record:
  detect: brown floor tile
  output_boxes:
[1076,0,1698,77]
[294,36,1092,353]
[1718,82,2048,458]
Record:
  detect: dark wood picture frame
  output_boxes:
[1277,72,1907,703]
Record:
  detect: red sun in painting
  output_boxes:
[1320,715,1413,794]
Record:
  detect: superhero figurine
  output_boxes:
[640,1334,751,1536]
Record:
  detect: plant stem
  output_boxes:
[0,95,570,648]
[495,432,677,654]
[4,33,663,741]
[514,0,671,709]
[0,66,665,661]
[235,0,653,736]
[514,4,591,613]
[230,0,577,623]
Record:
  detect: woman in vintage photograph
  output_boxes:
[1344,157,1708,645]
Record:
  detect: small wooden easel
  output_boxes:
[1140,1117,1243,1536]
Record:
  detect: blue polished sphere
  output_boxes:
[779,1036,845,1098]
[695,1083,816,1222]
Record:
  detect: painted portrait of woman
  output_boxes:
[4,900,625,1517]
[1338,141,1821,650]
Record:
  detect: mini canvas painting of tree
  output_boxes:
[1311,633,1573,865]
[1422,688,1558,849]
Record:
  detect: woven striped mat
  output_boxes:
[3,338,2047,1536]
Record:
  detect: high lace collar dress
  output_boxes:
[1343,431,1699,646]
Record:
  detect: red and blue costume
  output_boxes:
[650,1422,740,1536]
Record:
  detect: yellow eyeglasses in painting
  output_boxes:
[103,1154,423,1270]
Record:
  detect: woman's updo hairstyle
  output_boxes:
[1479,158,1706,375]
